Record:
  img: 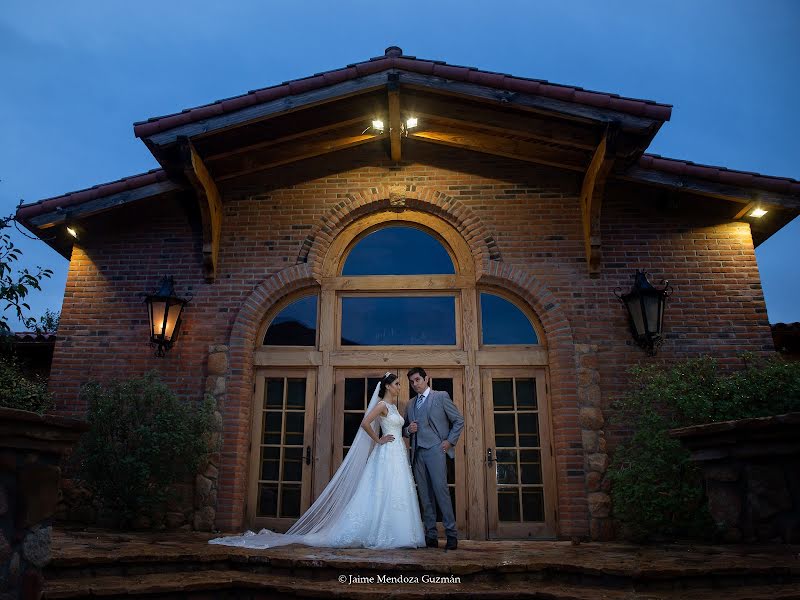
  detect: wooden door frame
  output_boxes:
[481,367,557,539]
[246,368,318,532]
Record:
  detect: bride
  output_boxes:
[209,372,425,549]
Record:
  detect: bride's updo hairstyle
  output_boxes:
[378,372,398,398]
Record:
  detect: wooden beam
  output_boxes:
[388,79,402,161]
[145,72,389,146]
[179,137,223,282]
[213,127,384,181]
[405,91,601,150]
[409,123,589,172]
[580,122,618,276]
[398,72,662,133]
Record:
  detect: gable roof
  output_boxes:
[133,46,672,139]
[15,46,800,258]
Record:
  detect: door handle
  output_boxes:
[486,448,495,466]
[305,446,312,466]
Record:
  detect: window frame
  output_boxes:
[478,289,543,350]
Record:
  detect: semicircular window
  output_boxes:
[263,295,318,346]
[480,293,538,345]
[342,226,455,275]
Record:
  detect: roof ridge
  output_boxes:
[132,47,673,135]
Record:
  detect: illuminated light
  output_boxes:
[406,117,418,129]
[749,208,768,218]
[66,226,78,239]
[372,120,384,132]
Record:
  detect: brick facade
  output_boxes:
[48,142,774,538]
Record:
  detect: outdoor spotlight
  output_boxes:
[749,208,768,218]
[406,117,418,129]
[614,270,673,356]
[142,276,191,357]
[66,226,78,239]
[372,119,385,132]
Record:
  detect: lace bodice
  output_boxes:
[379,402,404,438]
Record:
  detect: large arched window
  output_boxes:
[342,225,455,275]
[251,212,555,540]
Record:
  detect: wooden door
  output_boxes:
[481,368,557,538]
[247,370,317,532]
[333,368,467,536]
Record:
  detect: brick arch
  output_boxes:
[477,261,587,537]
[296,185,502,279]
[217,263,318,529]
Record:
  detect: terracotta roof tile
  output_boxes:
[638,154,800,195]
[16,169,171,222]
[133,48,673,138]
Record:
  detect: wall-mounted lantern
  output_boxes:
[614,270,673,355]
[142,276,191,357]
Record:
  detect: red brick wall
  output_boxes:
[49,142,775,536]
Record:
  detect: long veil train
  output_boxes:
[209,381,383,548]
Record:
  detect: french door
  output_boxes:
[481,368,557,538]
[246,369,317,532]
[333,367,467,535]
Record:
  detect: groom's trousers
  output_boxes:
[413,445,457,539]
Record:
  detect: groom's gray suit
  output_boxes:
[403,388,464,540]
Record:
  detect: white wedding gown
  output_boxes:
[210,401,425,549]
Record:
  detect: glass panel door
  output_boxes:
[333,368,467,536]
[248,370,316,532]
[481,368,556,538]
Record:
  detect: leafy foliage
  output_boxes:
[607,354,800,541]
[77,371,217,526]
[0,353,54,413]
[1,216,54,334]
[38,308,60,332]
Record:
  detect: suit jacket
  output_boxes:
[403,389,464,461]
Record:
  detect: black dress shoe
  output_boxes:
[445,537,457,550]
[425,537,438,548]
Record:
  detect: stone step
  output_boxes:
[40,570,800,600]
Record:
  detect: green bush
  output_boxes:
[0,353,54,413]
[76,370,217,527]
[607,354,800,541]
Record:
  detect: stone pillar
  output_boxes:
[0,408,87,600]
[194,344,226,531]
[574,344,612,540]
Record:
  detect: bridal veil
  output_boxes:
[209,380,384,548]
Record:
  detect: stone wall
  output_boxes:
[0,408,86,600]
[671,412,800,543]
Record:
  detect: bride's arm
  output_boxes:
[361,401,393,444]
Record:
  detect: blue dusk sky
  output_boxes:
[1,1,798,328]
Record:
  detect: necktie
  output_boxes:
[416,394,425,410]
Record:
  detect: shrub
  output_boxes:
[0,353,54,413]
[76,370,217,527]
[607,354,800,541]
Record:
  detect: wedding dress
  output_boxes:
[209,382,425,549]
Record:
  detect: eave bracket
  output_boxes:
[179,137,223,282]
[580,123,619,276]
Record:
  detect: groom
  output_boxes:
[403,367,464,550]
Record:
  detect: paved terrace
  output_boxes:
[44,528,800,599]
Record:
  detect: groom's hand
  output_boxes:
[408,421,418,434]
[440,440,452,453]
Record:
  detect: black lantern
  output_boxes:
[143,276,190,357]
[614,270,673,355]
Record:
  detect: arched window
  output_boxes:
[342,226,455,275]
[263,295,318,346]
[480,292,538,345]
